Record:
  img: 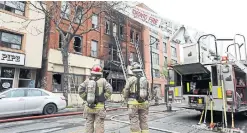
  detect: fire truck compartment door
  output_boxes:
[172,63,210,75]
[173,86,182,97]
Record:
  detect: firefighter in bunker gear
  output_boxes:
[78,65,112,133]
[122,62,150,133]
[153,86,160,105]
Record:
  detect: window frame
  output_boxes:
[92,14,98,29]
[74,6,83,24]
[60,1,70,20]
[152,69,160,78]
[152,52,159,65]
[73,36,82,53]
[130,29,134,43]
[104,19,110,34]
[0,1,26,16]
[0,30,23,50]
[171,46,177,57]
[91,40,98,57]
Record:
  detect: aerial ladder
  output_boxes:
[113,27,146,80]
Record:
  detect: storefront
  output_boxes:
[0,51,36,92]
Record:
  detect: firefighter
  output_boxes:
[78,64,112,133]
[122,62,149,133]
[153,86,160,105]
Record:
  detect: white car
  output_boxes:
[0,88,66,118]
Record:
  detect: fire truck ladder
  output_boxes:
[227,52,247,74]
[113,34,127,80]
[134,42,146,78]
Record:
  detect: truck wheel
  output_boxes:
[43,103,57,115]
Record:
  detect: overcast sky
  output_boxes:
[142,0,247,38]
[141,0,247,61]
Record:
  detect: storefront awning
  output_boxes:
[107,71,125,80]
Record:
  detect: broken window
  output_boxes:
[52,73,62,92]
[105,19,110,34]
[73,36,82,53]
[130,30,134,43]
[119,25,124,39]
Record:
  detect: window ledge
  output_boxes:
[0,9,28,20]
[0,47,25,54]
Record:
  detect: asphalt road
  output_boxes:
[1,105,247,133]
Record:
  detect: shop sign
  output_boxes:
[2,82,11,89]
[0,51,25,65]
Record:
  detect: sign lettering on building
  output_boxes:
[0,51,25,65]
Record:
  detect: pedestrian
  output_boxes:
[122,62,149,133]
[153,86,160,105]
[78,64,112,133]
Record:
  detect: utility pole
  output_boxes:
[150,38,159,100]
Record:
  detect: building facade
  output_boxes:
[42,1,144,103]
[138,4,181,97]
[0,1,45,91]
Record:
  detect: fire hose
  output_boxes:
[110,110,180,133]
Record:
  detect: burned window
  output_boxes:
[119,25,124,39]
[105,19,110,34]
[130,30,134,43]
[52,73,62,92]
[135,33,139,44]
[73,36,82,53]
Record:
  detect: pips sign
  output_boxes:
[0,51,25,65]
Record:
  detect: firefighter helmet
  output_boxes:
[91,64,103,75]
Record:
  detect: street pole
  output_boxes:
[150,44,154,100]
[149,39,158,100]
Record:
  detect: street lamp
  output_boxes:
[150,37,159,99]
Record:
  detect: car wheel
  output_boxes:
[43,103,57,115]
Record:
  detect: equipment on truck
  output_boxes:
[168,34,247,132]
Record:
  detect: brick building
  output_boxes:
[42,1,144,103]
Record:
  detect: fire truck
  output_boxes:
[167,34,247,114]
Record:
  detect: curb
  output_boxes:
[0,107,127,124]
